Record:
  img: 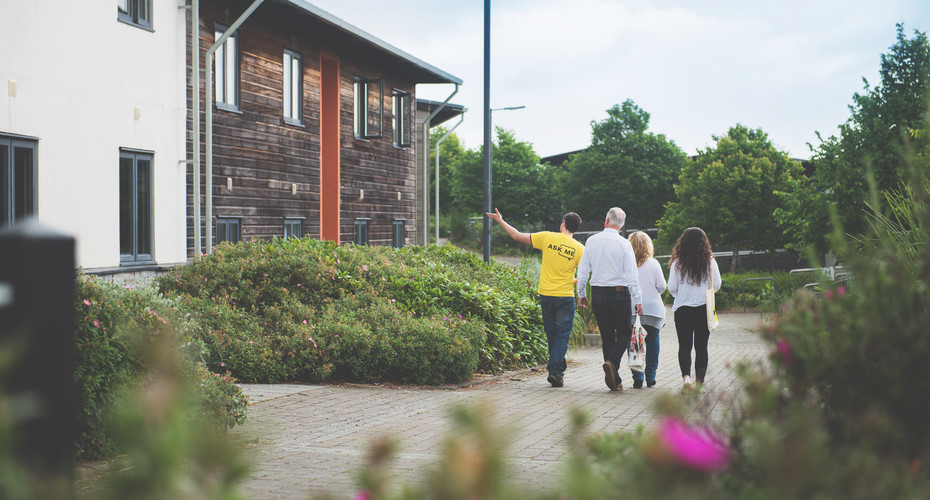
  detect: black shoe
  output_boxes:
[547,372,564,388]
[633,380,643,389]
[602,362,619,391]
[646,380,656,388]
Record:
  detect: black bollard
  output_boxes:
[0,220,75,497]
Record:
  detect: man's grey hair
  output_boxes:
[606,207,626,228]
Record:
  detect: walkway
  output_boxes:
[232,311,770,499]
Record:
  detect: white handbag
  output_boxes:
[705,277,718,331]
[628,316,646,372]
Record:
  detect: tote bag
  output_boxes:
[705,278,719,331]
[628,316,646,372]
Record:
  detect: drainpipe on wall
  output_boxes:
[203,0,265,254]
[435,111,464,244]
[192,0,201,256]
[421,83,458,245]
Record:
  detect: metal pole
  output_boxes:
[482,0,492,263]
[204,0,264,254]
[192,0,201,256]
[435,112,464,244]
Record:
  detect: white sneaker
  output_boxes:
[683,375,692,386]
[681,376,693,394]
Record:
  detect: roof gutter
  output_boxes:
[421,84,458,245]
[203,0,265,254]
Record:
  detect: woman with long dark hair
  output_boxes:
[668,227,721,391]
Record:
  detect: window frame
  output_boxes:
[0,134,38,229]
[354,76,383,139]
[392,90,412,148]
[119,148,154,265]
[392,219,406,248]
[214,23,240,111]
[354,218,370,245]
[283,49,303,125]
[284,217,303,240]
[216,217,242,245]
[117,0,153,31]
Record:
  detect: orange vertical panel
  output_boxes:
[319,54,340,243]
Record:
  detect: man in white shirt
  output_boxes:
[576,207,642,391]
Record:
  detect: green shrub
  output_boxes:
[73,276,247,460]
[157,239,543,384]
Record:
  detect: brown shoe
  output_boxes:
[602,361,619,391]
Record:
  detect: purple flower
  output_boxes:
[658,417,729,471]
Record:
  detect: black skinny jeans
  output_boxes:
[674,305,711,383]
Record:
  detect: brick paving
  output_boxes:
[232,310,771,499]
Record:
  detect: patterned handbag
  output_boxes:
[628,315,646,373]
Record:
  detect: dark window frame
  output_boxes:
[354,218,370,245]
[118,0,153,31]
[284,217,303,240]
[214,23,240,111]
[392,218,406,248]
[119,148,154,265]
[283,49,303,125]
[392,90,412,148]
[216,217,242,245]
[354,76,383,139]
[0,134,38,229]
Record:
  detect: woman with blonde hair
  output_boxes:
[628,231,666,388]
[668,227,721,391]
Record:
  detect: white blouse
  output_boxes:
[668,258,721,312]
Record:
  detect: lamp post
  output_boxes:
[482,105,524,262]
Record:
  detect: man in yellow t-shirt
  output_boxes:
[486,208,584,387]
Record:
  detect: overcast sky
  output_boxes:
[308,0,930,159]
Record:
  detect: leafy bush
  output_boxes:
[156,239,544,384]
[73,276,247,460]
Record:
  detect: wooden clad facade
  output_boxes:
[188,0,448,255]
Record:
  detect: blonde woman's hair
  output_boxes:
[628,231,653,267]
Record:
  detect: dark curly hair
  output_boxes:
[670,227,714,285]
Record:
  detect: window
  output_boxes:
[354,77,383,139]
[118,0,152,30]
[354,218,370,245]
[0,135,37,229]
[283,50,302,124]
[392,219,406,248]
[119,149,153,264]
[214,24,239,110]
[392,91,412,147]
[216,217,241,244]
[284,218,302,240]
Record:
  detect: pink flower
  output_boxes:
[93,319,101,328]
[825,290,833,300]
[776,340,792,365]
[83,299,91,306]
[362,265,369,272]
[838,285,846,296]
[303,319,308,324]
[353,490,370,500]
[657,417,729,471]
[220,362,225,367]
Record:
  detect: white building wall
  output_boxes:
[0,1,188,271]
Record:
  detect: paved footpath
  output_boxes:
[232,310,771,499]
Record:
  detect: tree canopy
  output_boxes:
[779,24,930,252]
[556,100,688,229]
[659,125,805,271]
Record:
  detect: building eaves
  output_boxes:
[272,0,462,85]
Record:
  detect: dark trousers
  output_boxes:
[591,287,632,378]
[674,305,711,383]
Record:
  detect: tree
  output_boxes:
[659,125,806,272]
[449,128,556,229]
[557,100,688,229]
[783,24,930,251]
[428,127,468,217]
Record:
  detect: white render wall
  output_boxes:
[0,1,188,270]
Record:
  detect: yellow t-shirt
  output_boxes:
[531,231,584,297]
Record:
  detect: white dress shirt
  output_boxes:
[576,228,642,306]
